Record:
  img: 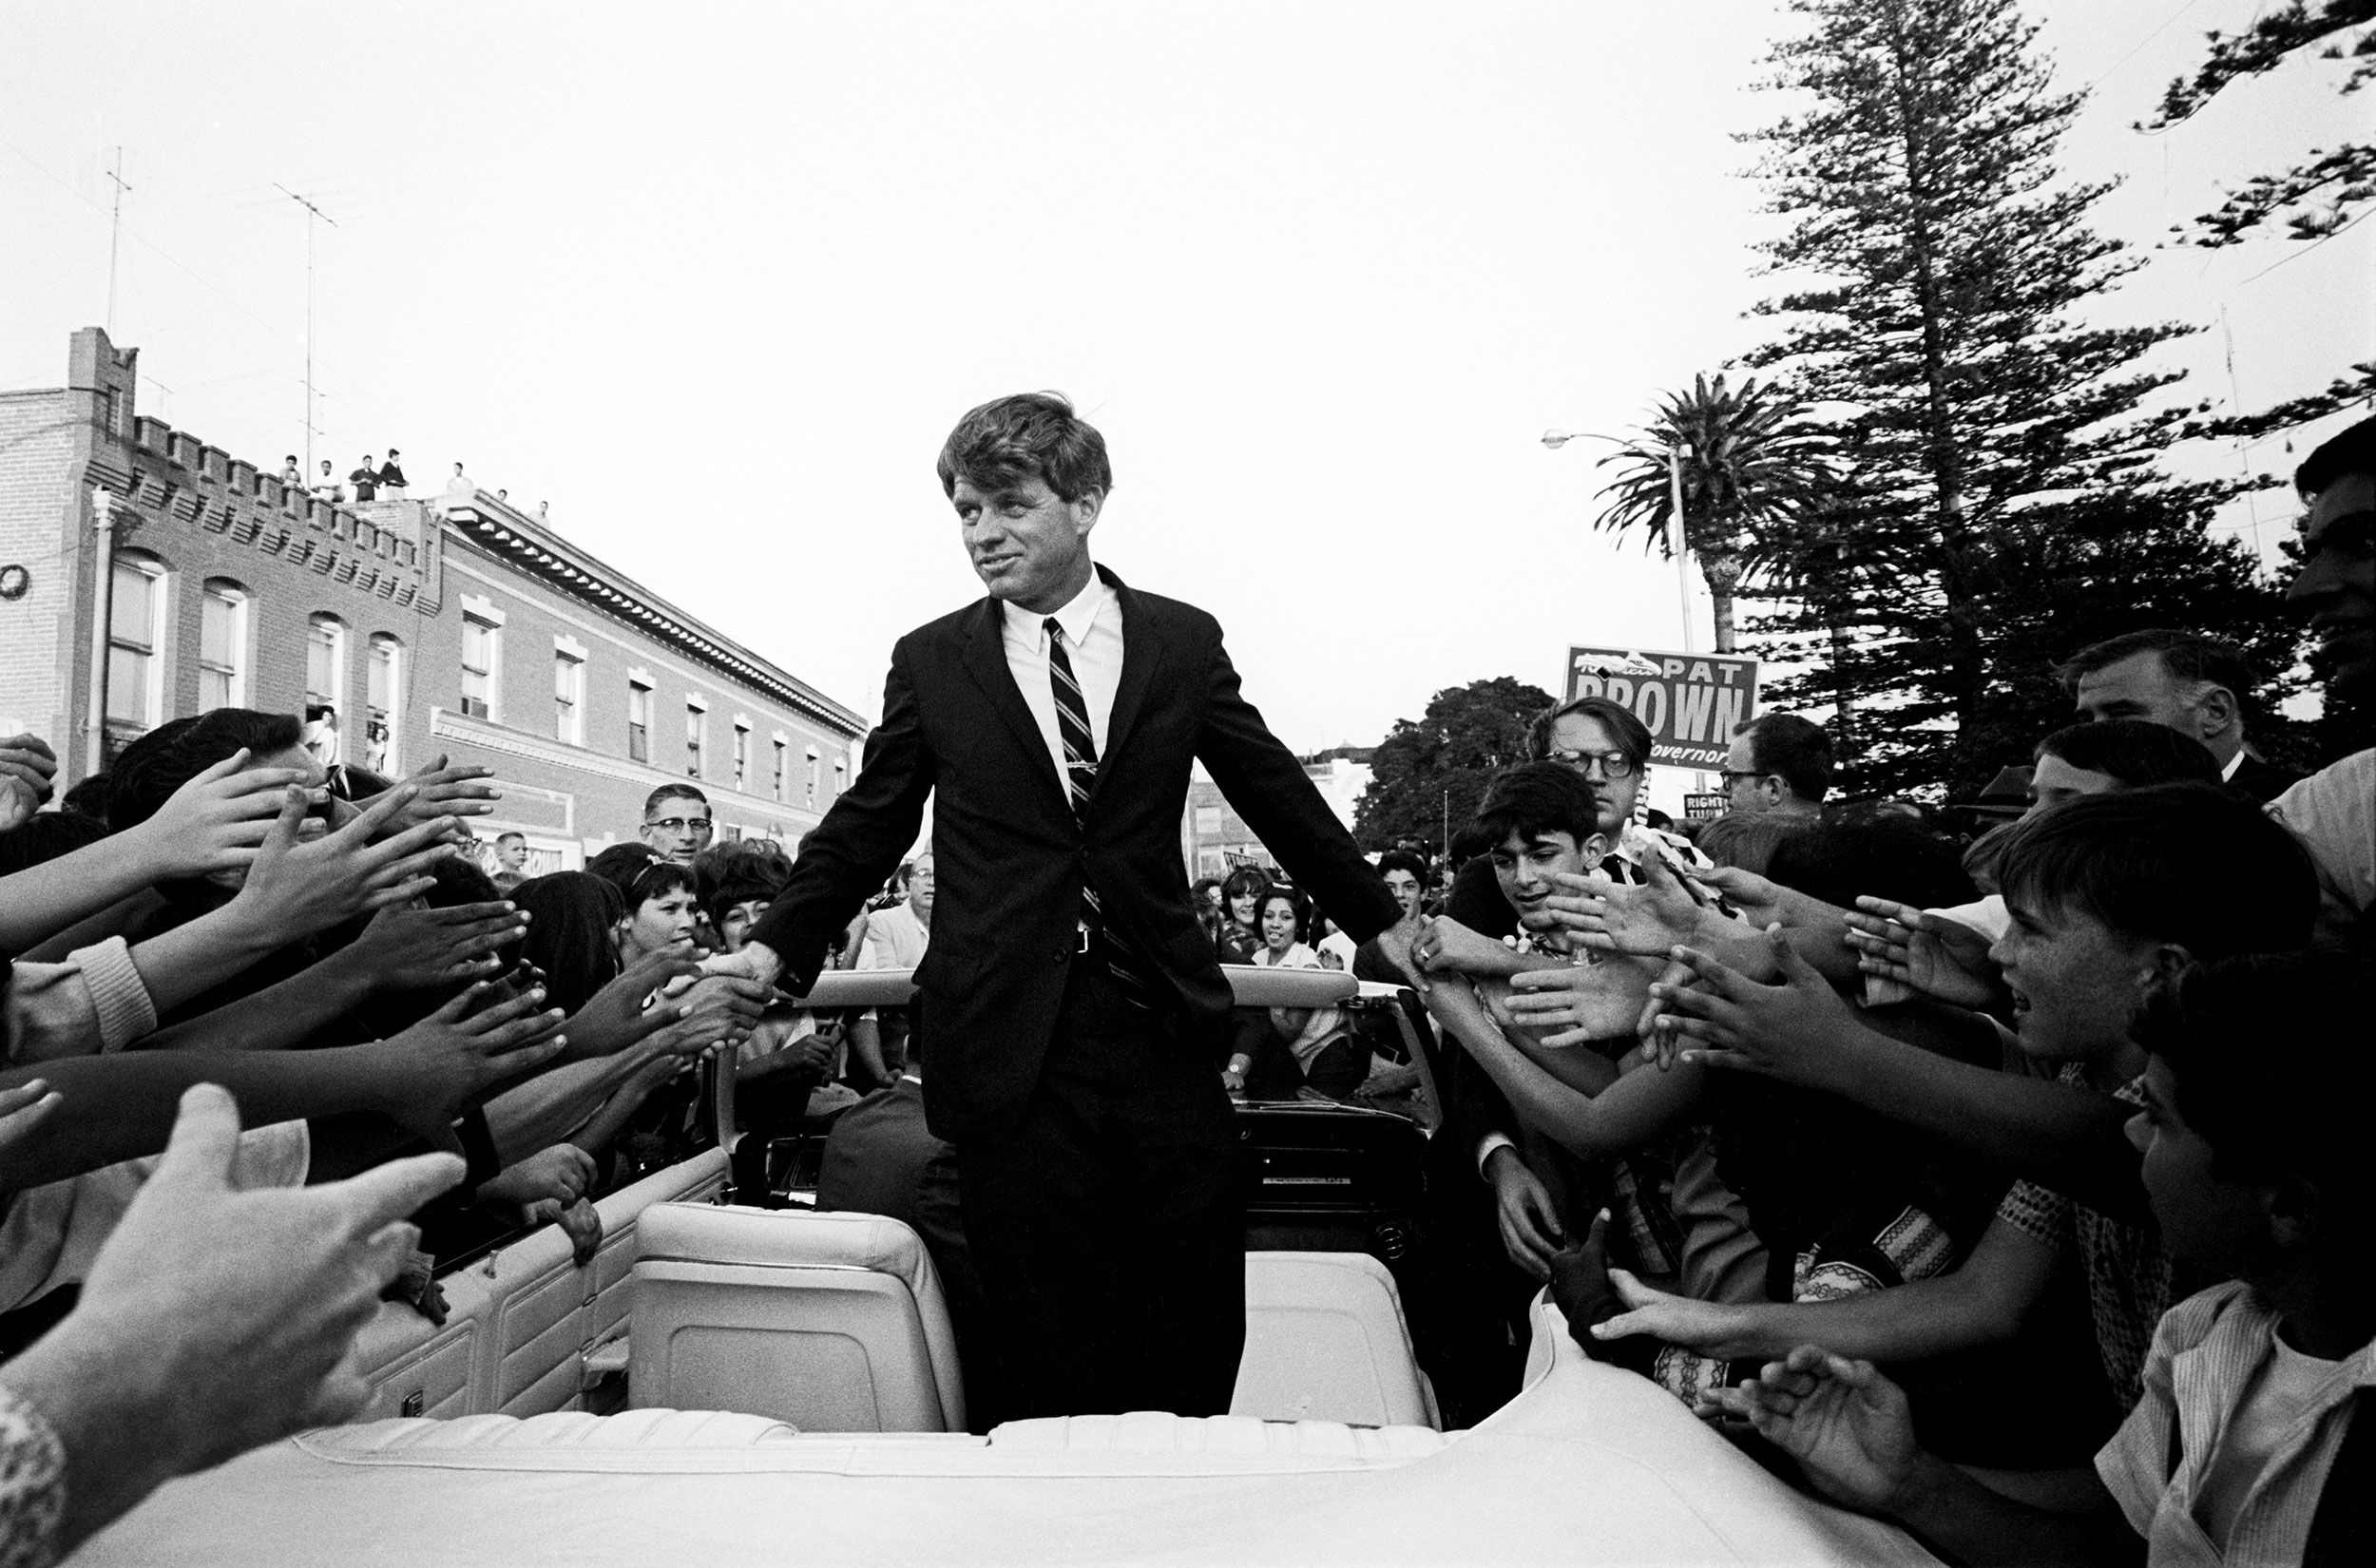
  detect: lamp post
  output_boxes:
[1542,430,1698,654]
[1544,429,1708,800]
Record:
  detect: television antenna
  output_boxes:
[275,185,339,472]
[104,148,131,335]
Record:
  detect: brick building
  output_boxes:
[0,329,864,869]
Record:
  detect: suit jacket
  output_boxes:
[2228,752,2302,804]
[750,565,1401,1144]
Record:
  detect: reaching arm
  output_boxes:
[1657,934,2146,1220]
[741,642,933,990]
[1712,1347,2136,1568]
[1595,1214,2062,1365]
[1426,974,1699,1157]
[1197,632,1400,945]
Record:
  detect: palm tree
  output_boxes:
[1592,374,1833,653]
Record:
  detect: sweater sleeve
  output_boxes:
[3,939,159,1065]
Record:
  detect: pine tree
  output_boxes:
[1738,0,2305,797]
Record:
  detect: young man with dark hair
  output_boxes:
[638,783,713,867]
[1715,951,2376,1565]
[711,392,1418,1420]
[1600,784,2321,1418]
[2268,414,2376,947]
[1722,713,1831,821]
[2056,627,2296,800]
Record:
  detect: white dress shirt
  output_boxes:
[1000,565,1124,792]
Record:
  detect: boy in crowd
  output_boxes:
[1593,785,2320,1420]
[1716,951,2376,1565]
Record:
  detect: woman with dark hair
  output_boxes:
[508,872,624,1016]
[1216,865,1271,962]
[613,861,700,965]
[1226,886,1366,1100]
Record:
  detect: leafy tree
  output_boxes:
[1736,0,2305,797]
[1352,677,1555,853]
[2151,2,2376,440]
[1591,373,1836,652]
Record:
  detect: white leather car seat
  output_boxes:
[629,1204,966,1433]
[1231,1251,1439,1429]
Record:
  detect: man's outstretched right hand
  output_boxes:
[702,940,784,989]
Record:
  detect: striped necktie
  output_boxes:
[1045,618,1157,1007]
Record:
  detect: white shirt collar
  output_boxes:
[2220,749,2245,783]
[1003,562,1108,650]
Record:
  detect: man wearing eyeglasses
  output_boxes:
[1719,713,1831,822]
[639,783,714,866]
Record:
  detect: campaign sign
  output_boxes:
[1683,793,1730,821]
[1563,646,1761,771]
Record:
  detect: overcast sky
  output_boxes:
[3,1,2366,773]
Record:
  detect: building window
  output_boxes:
[554,652,584,745]
[105,553,167,738]
[197,581,247,711]
[772,739,787,801]
[626,680,651,764]
[805,746,819,809]
[305,614,346,712]
[366,635,401,774]
[834,755,848,799]
[685,702,705,778]
[732,724,750,792]
[460,614,499,720]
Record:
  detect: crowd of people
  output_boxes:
[0,411,2365,1565]
[1369,419,2374,1563]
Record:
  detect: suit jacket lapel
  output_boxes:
[1097,565,1163,801]
[959,597,1071,814]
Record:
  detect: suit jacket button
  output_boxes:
[1054,947,1069,964]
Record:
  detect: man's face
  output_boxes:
[1491,825,1606,929]
[907,855,934,919]
[496,836,527,871]
[952,474,1098,613]
[1722,733,1772,814]
[721,897,771,953]
[1547,714,1638,833]
[2072,653,2218,746]
[2022,753,2120,818]
[1987,894,2164,1063]
[1383,866,1424,917]
[2127,1056,2271,1277]
[2289,470,2376,702]
[640,799,713,864]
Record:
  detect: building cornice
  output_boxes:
[437,495,862,738]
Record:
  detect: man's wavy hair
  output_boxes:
[935,392,1113,505]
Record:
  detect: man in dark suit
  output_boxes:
[2056,628,2302,801]
[814,1038,1001,1429]
[716,393,1422,1419]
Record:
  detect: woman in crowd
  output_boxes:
[1227,885,1366,1100]
[1215,866,1271,962]
[612,860,701,965]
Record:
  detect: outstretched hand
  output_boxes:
[1589,1267,1770,1360]
[1649,927,1867,1090]
[234,784,459,938]
[1503,960,1657,1047]
[352,900,531,992]
[129,749,320,881]
[1538,863,1710,958]
[376,981,569,1138]
[1843,897,2001,1009]
[1705,1347,1922,1516]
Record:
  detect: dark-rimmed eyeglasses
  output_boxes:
[1546,749,1638,779]
[644,815,714,834]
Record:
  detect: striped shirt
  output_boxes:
[2097,1280,2376,1566]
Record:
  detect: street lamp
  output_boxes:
[1542,430,1698,656]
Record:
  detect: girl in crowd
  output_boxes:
[1216,865,1271,963]
[1230,885,1365,1100]
[614,861,701,964]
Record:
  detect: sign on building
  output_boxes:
[1563,645,1760,771]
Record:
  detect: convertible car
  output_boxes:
[74,969,1938,1566]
